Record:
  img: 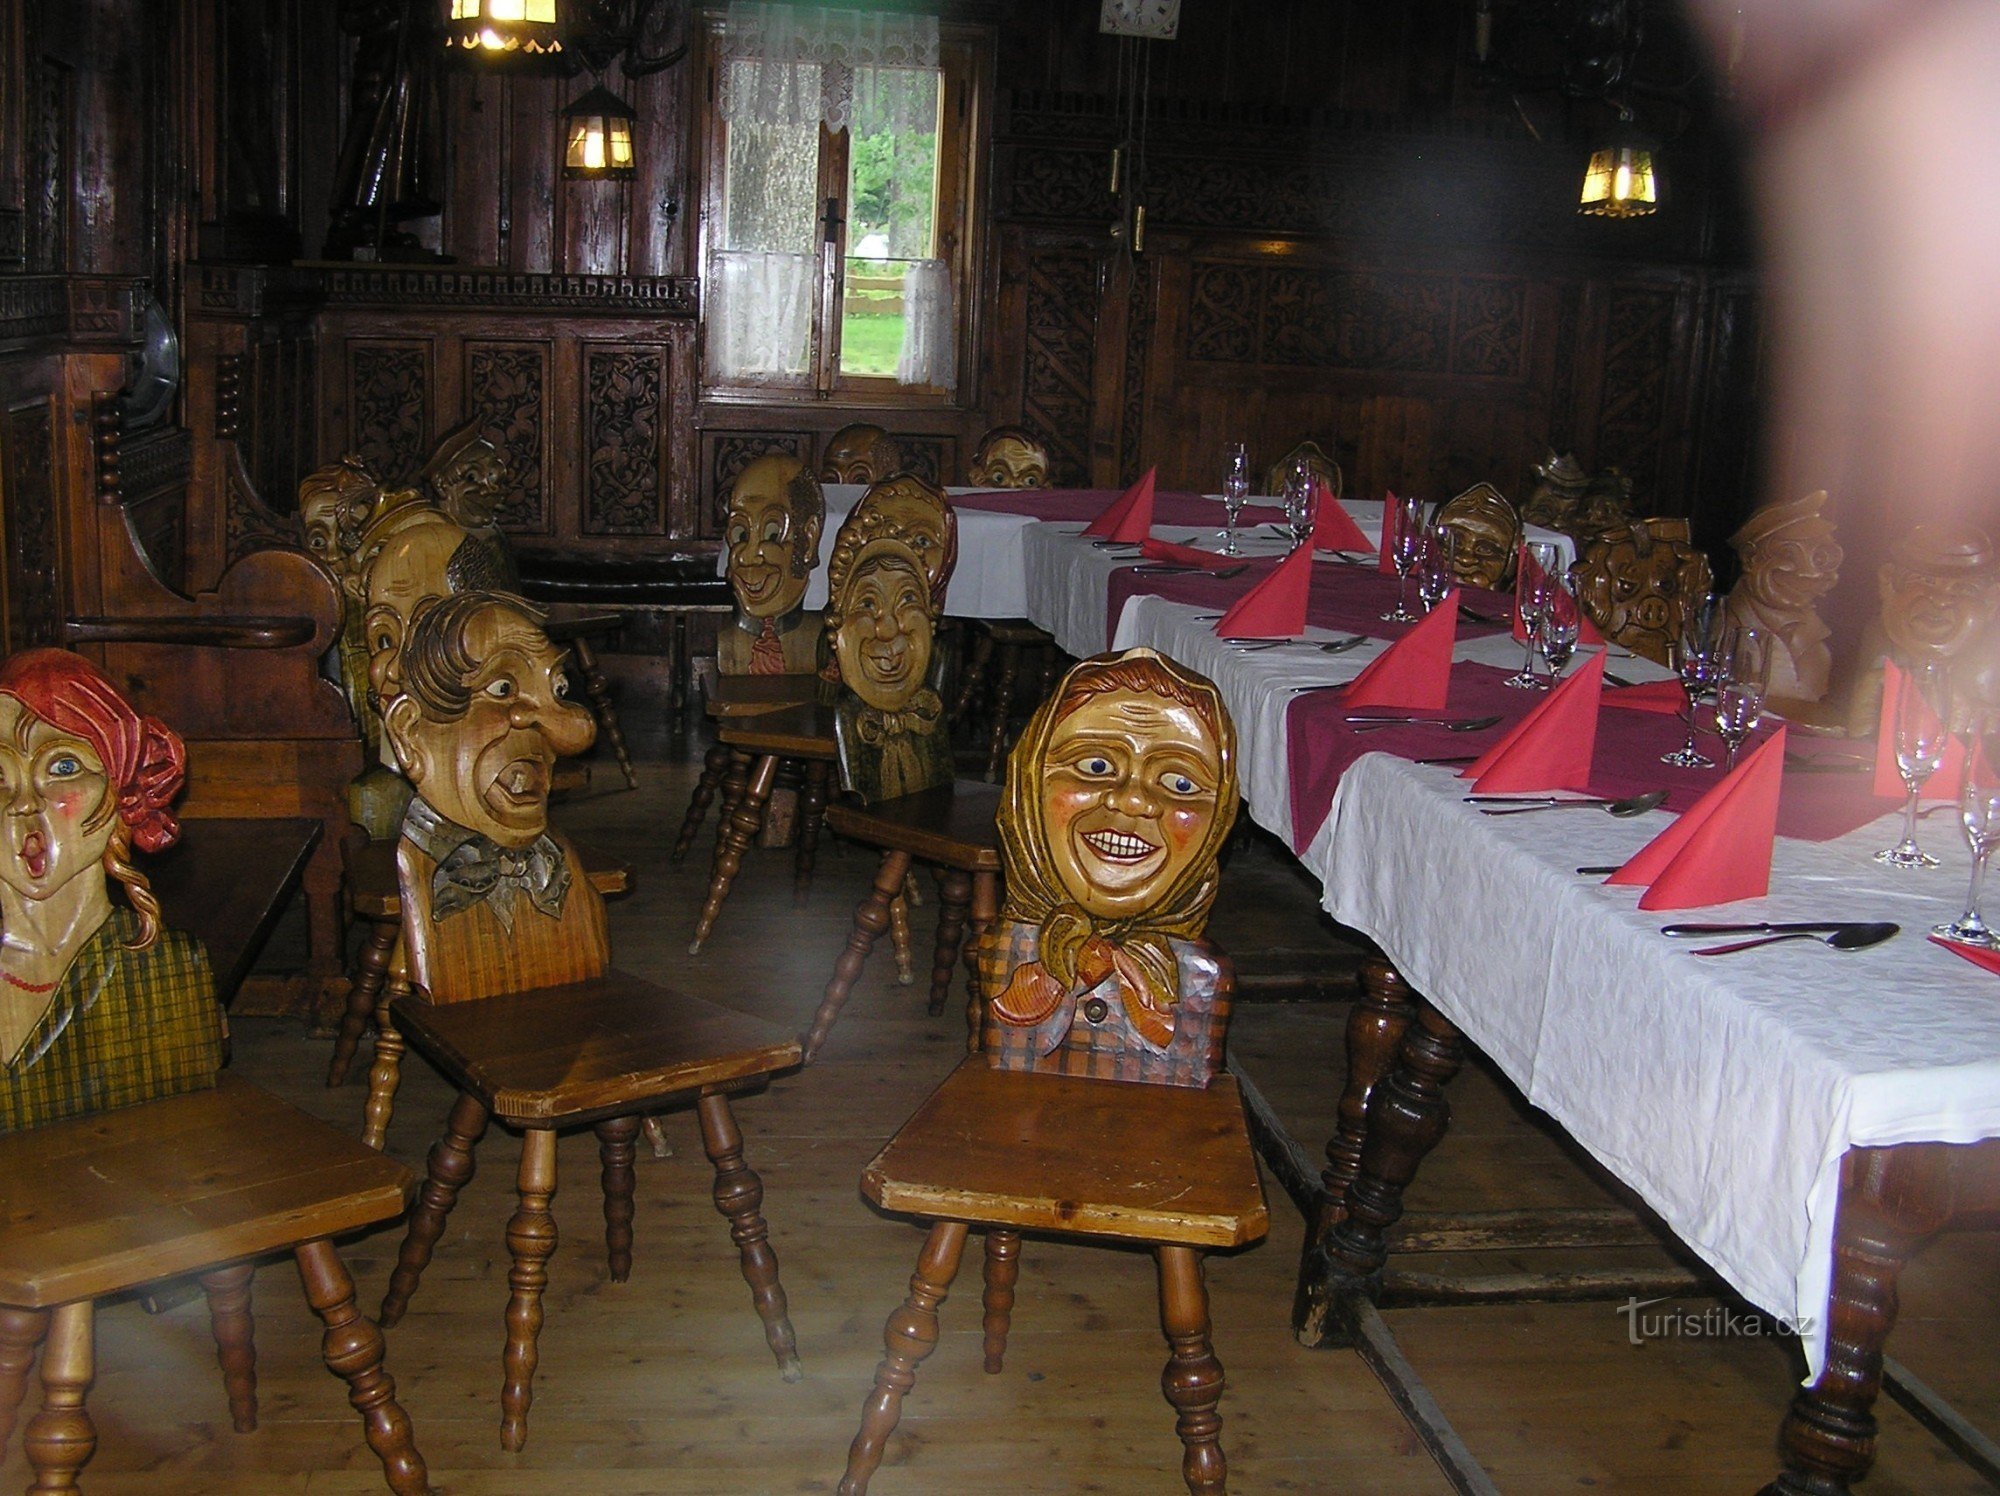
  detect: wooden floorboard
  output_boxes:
[5,737,1996,1494]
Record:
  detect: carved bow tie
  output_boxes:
[853,691,943,745]
[430,833,572,930]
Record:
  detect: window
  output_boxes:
[701,7,983,402]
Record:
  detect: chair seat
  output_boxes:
[823,781,1002,872]
[717,702,837,759]
[393,972,802,1125]
[345,836,632,920]
[862,1060,1268,1249]
[0,1074,414,1308]
[707,674,820,719]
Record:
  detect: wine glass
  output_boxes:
[1416,525,1459,614]
[1218,442,1250,556]
[1935,710,2000,946]
[1712,626,1769,772]
[1662,592,1726,767]
[1537,568,1581,682]
[1282,460,1316,552]
[1379,492,1426,622]
[1876,658,1952,869]
[1504,540,1562,687]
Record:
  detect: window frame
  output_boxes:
[696,19,988,409]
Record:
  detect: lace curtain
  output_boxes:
[896,258,955,390]
[710,250,815,378]
[717,4,940,134]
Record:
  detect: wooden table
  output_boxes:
[0,1074,426,1493]
[145,816,323,1006]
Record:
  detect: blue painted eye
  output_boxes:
[1080,757,1112,776]
[48,756,80,778]
[1166,774,1198,795]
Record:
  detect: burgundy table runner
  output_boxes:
[950,486,1285,528]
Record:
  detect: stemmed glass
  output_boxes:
[1935,710,2000,946]
[1662,592,1726,766]
[1503,540,1562,687]
[1537,568,1581,683]
[1712,626,1769,771]
[1416,526,1458,615]
[1218,442,1250,556]
[1379,492,1426,623]
[1282,460,1316,552]
[1877,658,1953,869]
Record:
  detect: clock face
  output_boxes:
[1099,0,1180,40]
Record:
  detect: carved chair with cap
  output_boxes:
[360,594,804,1452]
[1431,482,1522,591]
[837,651,1268,1496]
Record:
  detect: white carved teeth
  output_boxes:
[1082,829,1157,861]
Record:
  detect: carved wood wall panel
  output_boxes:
[26,56,65,273]
[1593,286,1680,507]
[707,432,809,527]
[346,339,433,488]
[582,344,667,536]
[1,399,60,652]
[1120,259,1156,484]
[464,341,551,534]
[1019,248,1099,488]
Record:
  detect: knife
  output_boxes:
[1659,921,1857,936]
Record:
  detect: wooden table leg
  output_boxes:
[198,1262,258,1433]
[929,867,973,1019]
[1158,1245,1227,1496]
[795,758,830,907]
[690,752,777,954]
[964,870,1001,1053]
[985,641,1021,782]
[294,1238,430,1496]
[382,1089,491,1328]
[596,1114,642,1283]
[673,741,733,863]
[840,1220,971,1496]
[1294,956,1418,1347]
[697,1091,802,1382]
[502,1128,560,1452]
[801,849,913,1063]
[327,915,398,1087]
[0,1305,48,1452]
[1763,1145,1952,1496]
[22,1301,93,1493]
[981,1229,1021,1373]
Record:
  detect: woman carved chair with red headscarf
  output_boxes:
[0,649,219,1134]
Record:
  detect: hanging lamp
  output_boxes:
[446,0,565,64]
[1580,112,1659,218]
[562,83,637,179]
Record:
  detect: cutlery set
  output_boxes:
[1471,790,1668,817]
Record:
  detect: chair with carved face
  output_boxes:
[1263,440,1342,505]
[0,649,429,1496]
[837,650,1268,1496]
[819,423,906,485]
[1573,518,1715,665]
[363,591,805,1452]
[1843,520,2000,733]
[1432,482,1521,590]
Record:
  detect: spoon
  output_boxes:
[1690,922,1899,957]
[1318,635,1370,654]
[1349,714,1503,734]
[1475,789,1669,817]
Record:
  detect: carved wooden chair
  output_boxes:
[362,592,804,1451]
[1573,517,1715,665]
[1263,439,1342,503]
[819,423,906,484]
[838,650,1268,1496]
[1432,481,1521,590]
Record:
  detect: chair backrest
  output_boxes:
[1264,440,1341,504]
[1521,450,1638,543]
[1573,518,1714,665]
[719,454,826,677]
[966,425,1050,489]
[1432,482,1520,590]
[1722,490,1844,704]
[819,424,905,484]
[823,476,958,803]
[976,649,1242,1088]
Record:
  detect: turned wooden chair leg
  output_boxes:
[951,629,994,725]
[358,943,412,1153]
[964,870,1002,1053]
[1158,1246,1227,1496]
[380,1090,490,1328]
[708,748,753,866]
[0,1305,49,1452]
[795,758,829,906]
[801,849,914,1063]
[929,868,972,1018]
[501,1128,560,1453]
[673,741,733,863]
[596,1115,642,1283]
[198,1262,258,1433]
[328,915,398,1087]
[888,893,915,986]
[569,635,637,789]
[696,1090,802,1381]
[984,641,1022,781]
[981,1229,1021,1373]
[295,1238,430,1496]
[840,1220,971,1496]
[22,1300,93,1494]
[690,753,778,954]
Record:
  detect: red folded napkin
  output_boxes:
[1461,650,1606,794]
[1214,543,1314,639]
[1081,467,1158,542]
[1604,679,1688,714]
[1608,727,1788,910]
[1313,479,1374,555]
[1139,538,1234,570]
[1930,933,2000,976]
[1872,659,1967,800]
[1342,589,1459,710]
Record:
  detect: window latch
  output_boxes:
[821,196,844,245]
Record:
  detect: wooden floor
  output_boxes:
[6,731,1997,1495]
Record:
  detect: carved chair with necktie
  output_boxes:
[0,649,428,1495]
[838,649,1268,1496]
[948,426,1074,781]
[360,592,804,1451]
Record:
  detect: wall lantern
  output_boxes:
[1579,115,1659,218]
[563,84,637,179]
[447,0,566,64]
